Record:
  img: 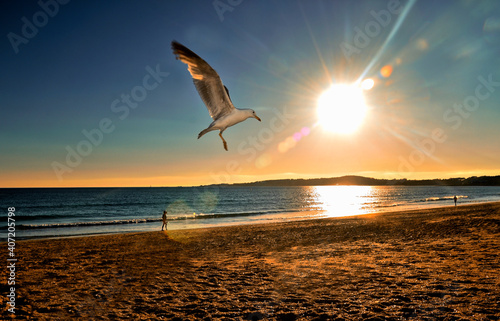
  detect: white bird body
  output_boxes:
[199,109,257,137]
[172,41,261,151]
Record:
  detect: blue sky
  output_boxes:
[1,0,500,187]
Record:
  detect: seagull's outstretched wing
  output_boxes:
[172,41,234,120]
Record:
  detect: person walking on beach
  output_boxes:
[162,210,168,231]
[454,195,457,206]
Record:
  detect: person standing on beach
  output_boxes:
[454,195,457,206]
[162,210,168,230]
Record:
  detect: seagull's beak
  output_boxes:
[255,116,261,122]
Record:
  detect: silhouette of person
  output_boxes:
[162,210,168,230]
[454,195,457,206]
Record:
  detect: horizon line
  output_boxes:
[2,174,499,189]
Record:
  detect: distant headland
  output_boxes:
[214,175,500,187]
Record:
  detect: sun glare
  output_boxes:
[317,83,369,134]
[361,78,374,90]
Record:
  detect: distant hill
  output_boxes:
[229,175,500,187]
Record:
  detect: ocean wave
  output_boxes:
[17,209,302,230]
[14,201,158,211]
[421,195,468,202]
[371,195,469,208]
[19,218,161,229]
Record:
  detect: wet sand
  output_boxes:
[3,202,500,320]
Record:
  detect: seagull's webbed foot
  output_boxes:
[219,132,228,151]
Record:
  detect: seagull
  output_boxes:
[172,41,261,151]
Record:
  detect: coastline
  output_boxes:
[14,200,499,241]
[3,202,500,319]
[6,185,500,241]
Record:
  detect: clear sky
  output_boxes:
[1,0,500,187]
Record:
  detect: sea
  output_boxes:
[1,185,500,240]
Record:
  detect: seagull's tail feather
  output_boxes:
[198,126,215,139]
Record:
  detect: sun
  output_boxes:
[317,83,369,134]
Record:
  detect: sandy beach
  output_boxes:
[3,202,500,320]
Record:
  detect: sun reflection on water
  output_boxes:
[311,185,377,217]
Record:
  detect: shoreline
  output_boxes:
[4,202,500,319]
[11,200,500,242]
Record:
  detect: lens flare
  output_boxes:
[380,65,393,78]
[361,78,375,90]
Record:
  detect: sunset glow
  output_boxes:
[1,1,499,188]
